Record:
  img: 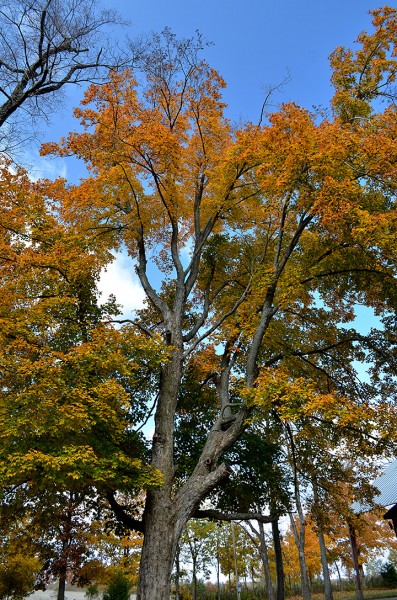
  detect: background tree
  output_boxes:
[0,161,164,493]
[180,520,216,600]
[0,0,121,153]
[282,517,323,594]
[0,160,163,599]
[327,510,397,580]
[240,520,277,600]
[0,508,42,600]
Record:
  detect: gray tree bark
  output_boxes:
[289,510,312,600]
[135,345,248,599]
[258,521,276,600]
[318,521,334,600]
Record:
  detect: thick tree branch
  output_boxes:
[106,492,145,534]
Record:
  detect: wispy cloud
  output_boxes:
[22,148,68,181]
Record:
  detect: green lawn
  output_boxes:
[309,591,397,600]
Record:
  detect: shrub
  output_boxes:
[102,571,132,600]
[0,554,41,600]
[380,562,397,587]
[85,584,100,600]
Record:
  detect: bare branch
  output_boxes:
[0,0,124,150]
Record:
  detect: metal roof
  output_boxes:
[372,459,397,507]
[351,458,397,513]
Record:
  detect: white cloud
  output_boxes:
[98,251,146,317]
[22,149,68,182]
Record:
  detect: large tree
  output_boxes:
[3,8,397,599]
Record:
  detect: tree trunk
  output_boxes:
[192,554,198,600]
[348,521,364,600]
[271,517,285,600]
[216,534,221,600]
[136,492,179,600]
[175,543,181,600]
[136,350,182,600]
[57,521,70,600]
[286,424,311,600]
[135,405,239,596]
[335,561,343,591]
[57,569,66,600]
[258,521,276,600]
[133,292,247,598]
[231,521,241,600]
[289,511,312,600]
[318,521,334,600]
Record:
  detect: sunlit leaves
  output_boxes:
[330,7,397,121]
[0,164,165,494]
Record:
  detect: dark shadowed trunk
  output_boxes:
[174,543,181,600]
[272,517,285,600]
[57,567,66,600]
[348,521,364,600]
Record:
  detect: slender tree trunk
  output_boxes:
[348,521,364,600]
[250,566,256,593]
[271,517,285,600]
[318,521,334,600]
[312,483,333,600]
[193,554,198,600]
[258,521,276,600]
[289,511,312,600]
[231,521,241,600]
[286,424,311,600]
[57,510,72,600]
[334,561,343,592]
[228,557,232,594]
[175,543,181,600]
[57,570,66,600]
[217,534,221,600]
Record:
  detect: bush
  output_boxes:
[380,562,397,587]
[0,554,41,600]
[102,572,132,600]
[85,584,100,600]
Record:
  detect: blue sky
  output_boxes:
[39,0,384,147]
[116,0,383,120]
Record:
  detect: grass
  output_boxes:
[307,591,397,600]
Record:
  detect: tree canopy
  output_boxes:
[1,7,397,600]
